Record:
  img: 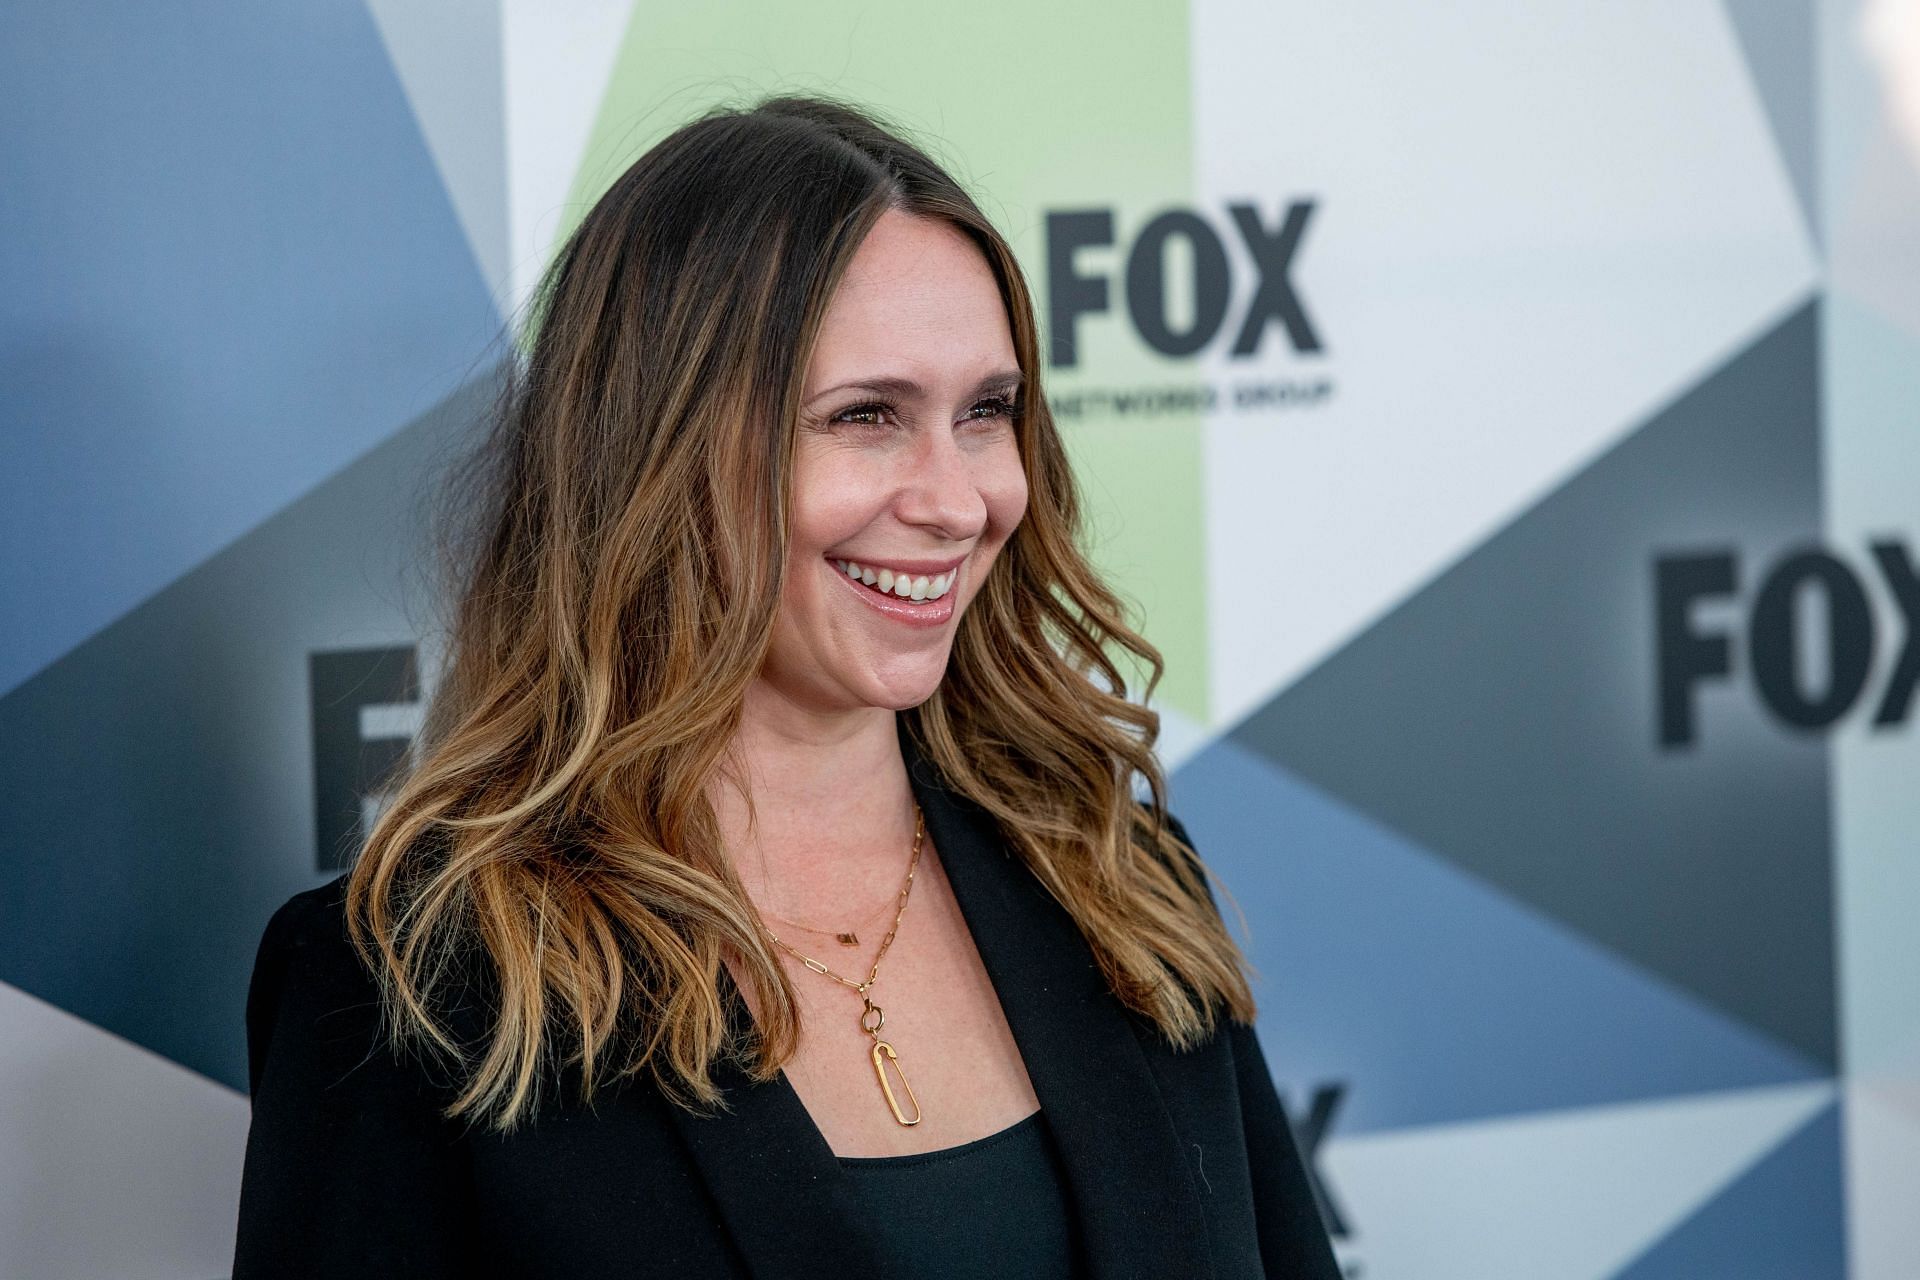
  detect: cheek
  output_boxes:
[983,448,1030,536]
[788,453,874,556]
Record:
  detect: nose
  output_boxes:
[893,424,991,541]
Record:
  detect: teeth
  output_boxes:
[836,560,956,602]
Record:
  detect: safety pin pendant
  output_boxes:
[870,1040,922,1126]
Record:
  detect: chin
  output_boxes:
[850,667,950,711]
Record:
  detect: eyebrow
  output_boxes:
[804,368,1025,405]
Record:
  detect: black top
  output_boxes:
[232,719,1342,1278]
[836,1108,1087,1278]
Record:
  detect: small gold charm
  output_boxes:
[835,932,859,947]
[871,1040,921,1125]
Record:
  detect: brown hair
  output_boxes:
[345,91,1255,1134]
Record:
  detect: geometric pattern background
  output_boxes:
[1229,299,1833,1073]
[2,2,1915,1276]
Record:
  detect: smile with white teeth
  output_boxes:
[834,559,958,602]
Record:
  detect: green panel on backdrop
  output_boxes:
[561,0,1209,722]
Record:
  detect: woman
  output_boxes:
[233,93,1340,1279]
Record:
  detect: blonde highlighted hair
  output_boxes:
[346,92,1255,1134]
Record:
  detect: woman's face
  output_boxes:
[763,209,1030,719]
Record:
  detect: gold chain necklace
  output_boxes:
[757,882,905,948]
[762,802,925,1126]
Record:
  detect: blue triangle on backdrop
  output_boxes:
[1172,736,1825,1135]
[1611,1101,1846,1278]
[0,2,500,697]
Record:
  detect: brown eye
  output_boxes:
[968,395,1021,424]
[831,400,898,428]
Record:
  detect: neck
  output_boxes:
[710,684,921,917]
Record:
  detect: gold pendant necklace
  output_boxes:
[762,803,925,1126]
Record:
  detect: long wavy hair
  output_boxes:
[345,91,1256,1134]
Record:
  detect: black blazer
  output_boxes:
[233,730,1341,1278]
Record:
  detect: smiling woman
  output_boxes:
[774,210,1028,690]
[231,92,1339,1279]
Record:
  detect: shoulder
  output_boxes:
[1140,804,1218,909]
[1133,802,1197,856]
[248,875,362,1011]
[1159,807,1196,849]
[248,875,374,1024]
[235,882,495,1274]
[254,875,354,968]
[245,875,484,1105]
[244,876,381,1092]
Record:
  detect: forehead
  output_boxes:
[805,210,1015,390]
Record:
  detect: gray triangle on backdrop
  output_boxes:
[0,363,505,1089]
[1234,297,1835,1069]
[1723,0,1821,248]
[365,0,511,295]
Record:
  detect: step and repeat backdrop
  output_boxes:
[4,2,1916,1276]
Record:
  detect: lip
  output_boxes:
[827,555,960,628]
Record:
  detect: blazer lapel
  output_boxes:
[663,961,887,1277]
[665,720,1216,1279]
[902,724,1217,1279]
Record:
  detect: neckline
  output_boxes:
[662,719,1218,1278]
[836,1107,1045,1168]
